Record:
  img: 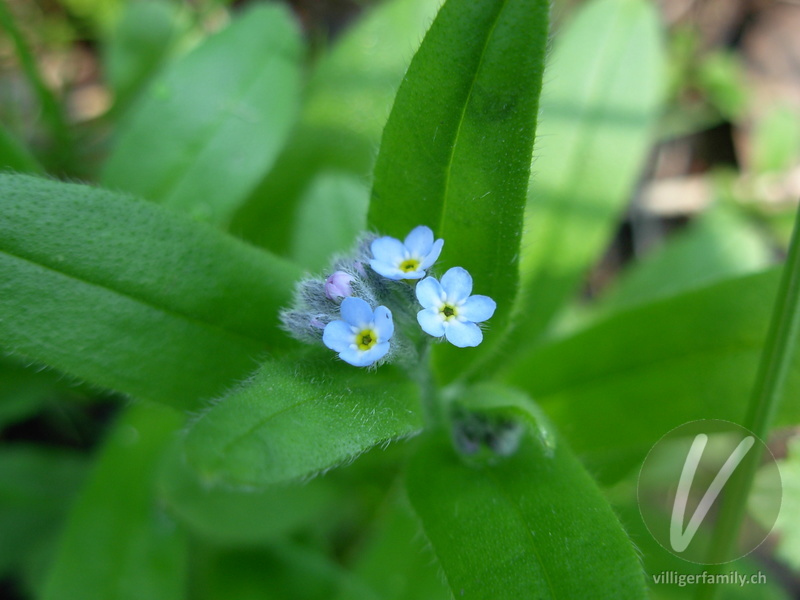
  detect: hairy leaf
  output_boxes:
[183,358,423,487]
[0,174,300,408]
[406,434,646,598]
[369,0,549,342]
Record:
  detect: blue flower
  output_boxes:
[369,225,444,280]
[323,297,394,367]
[415,267,496,348]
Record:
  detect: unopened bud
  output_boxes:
[325,271,354,301]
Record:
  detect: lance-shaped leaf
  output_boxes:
[183,358,423,487]
[368,0,549,339]
[42,404,186,600]
[0,174,301,408]
[102,3,302,226]
[406,433,647,598]
[504,269,800,482]
[508,0,664,354]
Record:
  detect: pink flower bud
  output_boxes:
[325,271,354,301]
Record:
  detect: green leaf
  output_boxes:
[42,404,186,600]
[183,358,423,487]
[0,174,301,408]
[0,447,88,577]
[288,172,369,272]
[103,0,179,112]
[594,204,774,316]
[230,0,441,251]
[513,0,665,346]
[406,433,647,598]
[368,0,549,337]
[102,3,302,226]
[504,269,800,482]
[158,445,344,545]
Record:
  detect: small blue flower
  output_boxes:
[323,297,394,367]
[416,267,496,348]
[369,225,444,280]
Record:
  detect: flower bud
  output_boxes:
[325,271,354,301]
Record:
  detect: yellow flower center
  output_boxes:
[356,328,378,351]
[440,304,458,321]
[399,258,420,273]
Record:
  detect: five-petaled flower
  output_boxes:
[370,225,444,280]
[323,297,394,367]
[416,267,496,348]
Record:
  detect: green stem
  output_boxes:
[696,203,800,598]
[413,344,442,429]
[0,0,73,172]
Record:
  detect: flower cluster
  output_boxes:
[281,226,496,368]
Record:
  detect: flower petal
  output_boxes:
[404,226,434,256]
[417,308,446,337]
[444,320,483,347]
[420,238,444,269]
[369,259,407,280]
[373,305,394,341]
[322,320,354,353]
[340,297,373,328]
[364,341,391,364]
[370,236,406,264]
[415,277,444,309]
[402,269,427,280]
[339,342,389,367]
[441,267,472,302]
[459,295,496,323]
